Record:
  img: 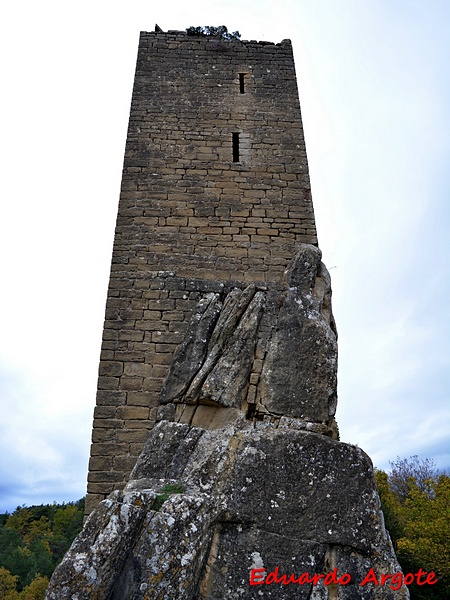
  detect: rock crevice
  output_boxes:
[46,245,408,599]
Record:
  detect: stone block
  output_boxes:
[88,456,113,471]
[97,376,120,390]
[116,429,149,443]
[84,493,105,515]
[141,378,164,391]
[143,310,162,320]
[98,361,124,377]
[123,362,153,378]
[126,391,153,406]
[87,470,124,483]
[93,406,117,419]
[113,455,138,472]
[124,419,152,429]
[117,406,150,420]
[89,442,119,456]
[92,418,123,430]
[190,405,241,429]
[121,373,146,389]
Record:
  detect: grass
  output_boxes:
[152,483,184,511]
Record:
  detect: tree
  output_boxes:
[376,458,450,600]
[0,526,22,567]
[0,498,85,595]
[5,507,33,538]
[374,469,404,549]
[389,455,443,501]
[19,575,49,600]
[186,26,241,41]
[23,517,52,547]
[396,475,450,600]
[53,504,83,541]
[0,567,20,600]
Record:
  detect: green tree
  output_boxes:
[53,504,83,541]
[374,468,404,549]
[23,517,52,547]
[397,476,450,599]
[186,25,241,41]
[19,574,49,600]
[5,507,33,538]
[0,567,20,600]
[0,498,84,593]
[376,458,450,600]
[0,526,22,567]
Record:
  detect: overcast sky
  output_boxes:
[1,1,449,513]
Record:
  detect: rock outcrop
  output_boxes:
[46,246,408,599]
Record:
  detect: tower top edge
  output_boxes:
[139,30,292,48]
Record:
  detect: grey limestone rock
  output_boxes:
[160,292,222,404]
[164,284,264,411]
[199,290,264,408]
[46,245,408,599]
[45,489,155,600]
[47,421,408,599]
[159,245,338,429]
[260,245,338,423]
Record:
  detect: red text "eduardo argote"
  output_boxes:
[250,567,438,591]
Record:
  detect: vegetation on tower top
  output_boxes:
[186,26,241,41]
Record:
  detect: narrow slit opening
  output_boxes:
[239,73,245,93]
[232,132,240,162]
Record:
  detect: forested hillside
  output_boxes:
[0,498,84,599]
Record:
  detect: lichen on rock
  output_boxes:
[46,245,409,599]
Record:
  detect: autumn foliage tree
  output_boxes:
[376,457,450,600]
[0,499,84,600]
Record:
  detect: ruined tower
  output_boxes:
[48,29,410,599]
[86,29,318,515]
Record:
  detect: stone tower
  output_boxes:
[86,29,318,515]
[50,28,411,599]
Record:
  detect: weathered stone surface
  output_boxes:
[45,490,155,600]
[48,236,409,597]
[199,291,264,407]
[111,493,215,600]
[162,285,264,410]
[160,292,222,403]
[87,29,323,509]
[69,30,407,600]
[188,404,242,429]
[127,420,204,486]
[207,285,256,351]
[202,526,328,600]
[260,245,338,422]
[47,421,408,599]
[158,248,337,429]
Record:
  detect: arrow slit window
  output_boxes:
[232,132,240,162]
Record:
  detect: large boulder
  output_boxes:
[260,245,337,421]
[46,246,408,598]
[159,245,338,430]
[47,420,408,599]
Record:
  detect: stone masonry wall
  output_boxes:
[86,30,318,515]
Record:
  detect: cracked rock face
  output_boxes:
[46,245,409,599]
[260,246,337,422]
[47,422,408,599]
[160,244,338,433]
